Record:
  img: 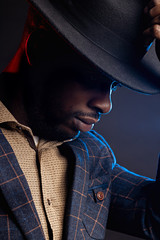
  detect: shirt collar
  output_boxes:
[0,101,17,124]
[0,101,34,137]
[0,101,74,148]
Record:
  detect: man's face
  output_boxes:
[24,37,119,141]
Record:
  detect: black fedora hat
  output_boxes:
[27,0,160,94]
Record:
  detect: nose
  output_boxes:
[88,90,112,114]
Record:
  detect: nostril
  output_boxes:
[88,95,112,115]
[92,106,103,115]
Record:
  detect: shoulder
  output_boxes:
[78,129,111,148]
[78,130,116,164]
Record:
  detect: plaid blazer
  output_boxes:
[0,128,160,240]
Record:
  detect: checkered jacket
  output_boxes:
[0,128,160,239]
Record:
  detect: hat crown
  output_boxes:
[28,0,160,93]
[49,0,147,60]
[62,0,146,43]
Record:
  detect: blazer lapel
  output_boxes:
[64,131,113,240]
[0,129,45,239]
[64,137,90,239]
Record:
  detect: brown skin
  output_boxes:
[21,50,115,141]
[1,60,114,142]
[1,25,118,141]
[143,0,160,60]
[2,1,160,141]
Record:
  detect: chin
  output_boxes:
[31,121,80,142]
[50,126,80,142]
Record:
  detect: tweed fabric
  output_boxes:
[64,132,160,239]
[0,101,69,240]
[0,101,160,239]
[0,128,45,239]
[0,101,49,239]
[38,139,68,240]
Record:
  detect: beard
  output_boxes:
[22,68,79,141]
[24,97,80,142]
[30,120,79,142]
[21,64,99,142]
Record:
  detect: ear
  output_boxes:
[25,29,55,66]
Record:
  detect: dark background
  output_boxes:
[0,1,160,239]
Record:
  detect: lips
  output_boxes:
[73,116,99,132]
[76,116,99,125]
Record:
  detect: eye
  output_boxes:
[111,81,122,92]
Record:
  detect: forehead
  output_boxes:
[28,29,113,86]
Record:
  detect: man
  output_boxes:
[0,0,160,239]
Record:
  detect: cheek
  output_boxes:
[59,84,88,109]
[45,81,90,118]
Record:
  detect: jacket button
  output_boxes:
[16,126,22,131]
[97,191,104,201]
[47,199,51,205]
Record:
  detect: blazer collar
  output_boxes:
[0,128,90,239]
[64,137,90,239]
[0,129,45,239]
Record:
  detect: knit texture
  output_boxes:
[0,101,68,240]
[38,140,67,240]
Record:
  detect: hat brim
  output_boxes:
[28,0,160,94]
